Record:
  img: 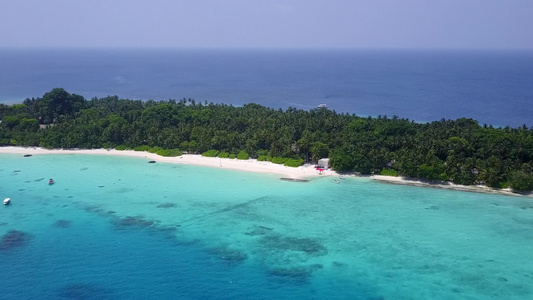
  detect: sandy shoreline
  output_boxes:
[370,175,532,198]
[0,146,332,179]
[1,146,531,198]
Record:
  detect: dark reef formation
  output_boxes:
[112,216,155,229]
[207,245,248,266]
[157,202,177,208]
[259,234,328,256]
[267,264,323,281]
[53,219,73,228]
[245,225,274,236]
[0,230,33,251]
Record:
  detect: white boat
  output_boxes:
[317,104,328,109]
[3,198,10,205]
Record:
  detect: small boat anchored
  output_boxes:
[48,179,54,185]
[3,198,10,205]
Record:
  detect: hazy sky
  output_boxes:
[1,0,532,49]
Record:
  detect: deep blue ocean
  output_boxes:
[0,48,532,127]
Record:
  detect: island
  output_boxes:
[1,88,532,193]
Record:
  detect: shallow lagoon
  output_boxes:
[1,154,532,299]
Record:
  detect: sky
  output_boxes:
[1,0,532,49]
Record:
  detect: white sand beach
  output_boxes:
[1,146,530,198]
[0,146,333,180]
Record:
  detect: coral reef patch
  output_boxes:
[259,234,328,256]
[245,225,274,236]
[0,230,33,251]
[113,216,156,230]
[157,203,177,208]
[207,245,248,265]
[53,220,73,228]
[267,264,323,281]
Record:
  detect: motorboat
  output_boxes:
[49,179,54,185]
[3,198,10,205]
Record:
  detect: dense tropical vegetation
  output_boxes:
[1,88,532,192]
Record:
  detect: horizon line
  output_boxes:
[1,45,532,51]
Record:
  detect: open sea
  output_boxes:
[1,153,533,299]
[0,48,532,127]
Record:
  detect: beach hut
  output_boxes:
[317,158,329,169]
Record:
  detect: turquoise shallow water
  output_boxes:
[1,154,532,299]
